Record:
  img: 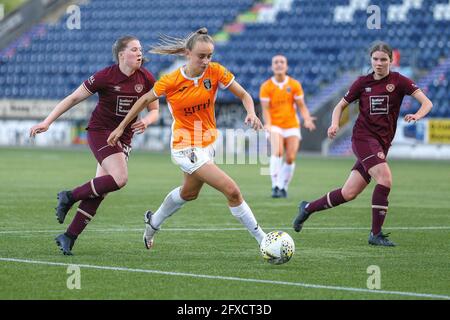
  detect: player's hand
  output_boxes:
[107,127,124,146]
[327,124,339,139]
[131,118,149,134]
[245,113,263,130]
[29,122,49,138]
[404,114,420,123]
[304,117,317,131]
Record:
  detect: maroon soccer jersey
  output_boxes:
[83,64,155,145]
[343,72,420,148]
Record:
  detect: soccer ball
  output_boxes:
[260,231,295,265]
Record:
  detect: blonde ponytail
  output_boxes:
[150,27,213,56]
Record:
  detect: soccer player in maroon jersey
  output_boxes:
[292,42,433,246]
[29,36,159,255]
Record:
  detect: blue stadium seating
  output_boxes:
[0,0,449,117]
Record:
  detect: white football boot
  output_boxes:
[143,210,159,249]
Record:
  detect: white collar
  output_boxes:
[181,65,208,86]
[271,76,289,89]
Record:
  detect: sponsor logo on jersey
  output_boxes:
[114,86,121,92]
[116,96,138,117]
[178,86,188,93]
[369,95,389,115]
[377,152,385,160]
[135,84,144,93]
[88,76,95,85]
[365,87,372,92]
[203,79,212,90]
[184,99,211,116]
[386,84,395,92]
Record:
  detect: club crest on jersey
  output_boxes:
[286,87,291,93]
[114,86,121,92]
[135,84,144,93]
[386,84,395,92]
[365,87,372,92]
[377,152,385,160]
[203,79,212,90]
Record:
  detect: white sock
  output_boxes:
[151,187,186,228]
[277,162,296,190]
[270,156,283,188]
[229,201,266,244]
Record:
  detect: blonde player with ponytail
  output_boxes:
[107,28,267,251]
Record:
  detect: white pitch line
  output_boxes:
[0,257,449,300]
[0,226,450,234]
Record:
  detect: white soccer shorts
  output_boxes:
[171,144,216,174]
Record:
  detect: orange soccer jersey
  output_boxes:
[153,62,235,149]
[259,76,304,129]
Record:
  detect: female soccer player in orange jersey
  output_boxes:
[107,28,266,251]
[260,55,316,198]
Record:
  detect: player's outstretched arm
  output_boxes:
[107,90,158,145]
[260,100,271,130]
[29,85,92,137]
[131,99,160,134]
[404,90,433,123]
[327,98,349,139]
[295,96,316,131]
[227,81,263,130]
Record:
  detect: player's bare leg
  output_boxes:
[144,173,203,250]
[193,162,266,244]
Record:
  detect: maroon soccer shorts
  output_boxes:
[87,130,131,164]
[351,137,388,183]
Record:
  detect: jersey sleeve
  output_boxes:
[142,68,156,91]
[217,64,235,89]
[343,77,363,104]
[259,82,270,102]
[82,69,108,94]
[293,81,304,100]
[152,74,170,97]
[398,74,420,96]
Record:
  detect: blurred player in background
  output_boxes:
[292,42,433,246]
[107,28,266,251]
[260,55,316,198]
[30,36,159,255]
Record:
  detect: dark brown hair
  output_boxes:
[149,27,214,56]
[112,35,139,63]
[369,41,393,62]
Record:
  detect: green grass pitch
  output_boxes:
[0,147,449,300]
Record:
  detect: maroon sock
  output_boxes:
[306,188,347,214]
[371,184,390,235]
[67,196,105,237]
[72,175,119,201]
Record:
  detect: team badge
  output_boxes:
[286,87,291,93]
[365,87,372,92]
[135,84,144,93]
[203,79,212,90]
[386,84,395,92]
[114,86,121,92]
[377,152,385,160]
